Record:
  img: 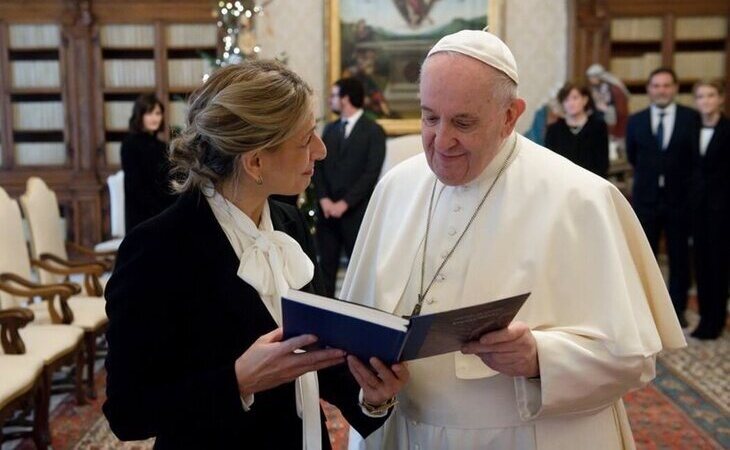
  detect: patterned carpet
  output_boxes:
[5,315,727,449]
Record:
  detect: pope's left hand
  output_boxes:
[461,321,540,378]
[347,355,410,406]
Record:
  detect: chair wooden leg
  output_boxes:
[84,332,97,399]
[75,346,87,405]
[34,369,51,449]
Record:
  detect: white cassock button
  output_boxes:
[437,274,446,282]
[426,298,436,305]
[453,205,462,212]
[448,227,457,236]
[441,250,449,259]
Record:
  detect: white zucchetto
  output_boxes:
[426,28,519,85]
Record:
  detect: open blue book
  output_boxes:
[282,289,529,365]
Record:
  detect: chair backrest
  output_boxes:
[19,177,68,285]
[108,170,125,238]
[0,188,35,309]
[380,134,423,179]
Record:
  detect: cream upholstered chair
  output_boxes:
[12,182,109,398]
[0,309,47,448]
[379,134,423,179]
[95,170,125,253]
[0,188,86,409]
[20,177,113,297]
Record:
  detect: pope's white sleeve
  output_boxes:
[513,330,655,419]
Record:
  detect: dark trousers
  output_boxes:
[692,207,730,338]
[316,206,366,298]
[635,198,691,318]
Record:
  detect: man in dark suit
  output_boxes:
[626,67,699,327]
[314,78,386,297]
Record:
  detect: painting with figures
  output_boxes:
[331,0,493,133]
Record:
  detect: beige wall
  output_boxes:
[256,0,568,133]
[503,0,568,132]
[256,0,327,121]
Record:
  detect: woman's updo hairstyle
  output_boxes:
[170,59,313,193]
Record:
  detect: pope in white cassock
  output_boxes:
[343,29,687,450]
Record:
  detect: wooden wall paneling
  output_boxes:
[571,0,730,104]
[89,1,214,23]
[155,20,170,141]
[91,22,114,241]
[661,14,675,68]
[571,0,611,81]
[61,0,103,246]
[0,2,66,23]
[567,0,577,79]
[604,0,729,17]
[0,22,15,168]
[726,17,730,113]
[91,22,106,169]
[60,24,77,169]
[63,0,97,172]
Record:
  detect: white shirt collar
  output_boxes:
[342,109,364,138]
[205,188,314,307]
[343,108,364,126]
[651,102,676,117]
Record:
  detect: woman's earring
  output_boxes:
[256,176,264,186]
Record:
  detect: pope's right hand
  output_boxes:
[234,327,346,396]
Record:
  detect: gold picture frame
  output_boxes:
[327,0,504,135]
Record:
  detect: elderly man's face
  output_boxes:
[420,54,520,186]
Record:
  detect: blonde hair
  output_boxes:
[169,60,313,193]
[692,79,725,97]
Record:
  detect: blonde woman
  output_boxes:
[103,61,408,449]
[690,80,729,340]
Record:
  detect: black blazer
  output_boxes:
[690,116,730,216]
[103,192,387,449]
[120,132,176,232]
[626,104,699,210]
[313,115,385,212]
[544,114,609,178]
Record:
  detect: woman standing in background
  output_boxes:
[690,80,729,340]
[545,82,610,178]
[121,94,176,232]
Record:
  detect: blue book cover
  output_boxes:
[282,290,529,365]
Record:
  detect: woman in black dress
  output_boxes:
[104,61,409,449]
[545,83,609,178]
[121,94,175,232]
[690,80,729,340]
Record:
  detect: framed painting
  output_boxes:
[327,0,503,135]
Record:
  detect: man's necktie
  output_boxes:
[340,119,348,140]
[655,111,665,151]
[337,119,348,154]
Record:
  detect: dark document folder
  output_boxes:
[282,289,529,365]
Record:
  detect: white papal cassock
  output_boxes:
[343,132,686,450]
